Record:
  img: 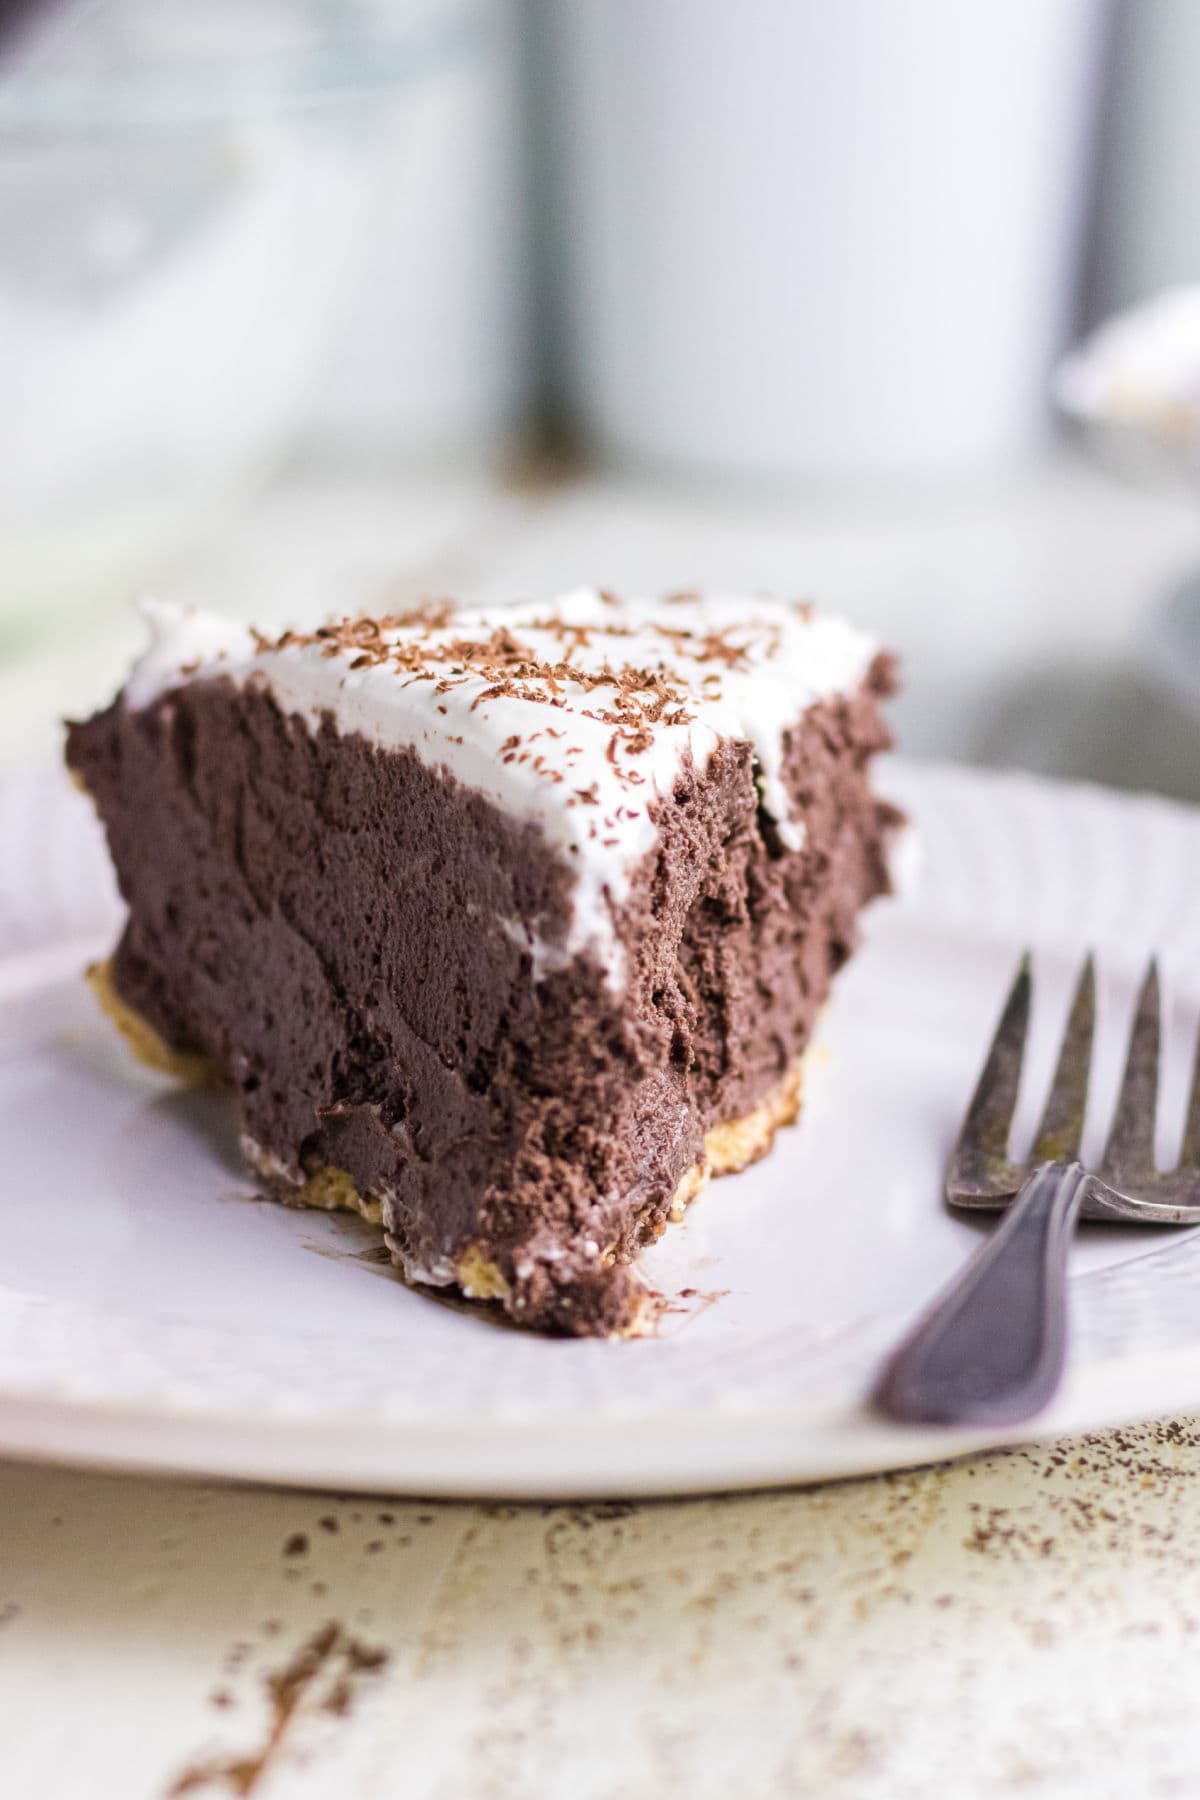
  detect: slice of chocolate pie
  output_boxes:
[66,589,900,1336]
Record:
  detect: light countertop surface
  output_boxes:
[5,1425,1200,1799]
[4,452,1200,1798]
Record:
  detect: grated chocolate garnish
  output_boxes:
[239,593,826,814]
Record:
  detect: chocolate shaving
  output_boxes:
[241,594,807,804]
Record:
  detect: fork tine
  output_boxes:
[950,954,1032,1178]
[1100,961,1161,1179]
[1178,1004,1200,1168]
[1031,955,1095,1164]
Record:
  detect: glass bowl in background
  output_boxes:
[0,0,491,634]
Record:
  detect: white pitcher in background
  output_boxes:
[544,0,1107,485]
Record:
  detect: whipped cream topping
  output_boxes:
[124,589,878,980]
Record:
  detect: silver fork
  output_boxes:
[875,953,1200,1426]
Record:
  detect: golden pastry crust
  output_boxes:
[665,1062,805,1223]
[86,958,220,1089]
[705,1062,806,1177]
[287,1162,384,1227]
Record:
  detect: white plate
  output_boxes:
[5,760,1200,1498]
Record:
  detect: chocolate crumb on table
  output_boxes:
[167,1622,390,1797]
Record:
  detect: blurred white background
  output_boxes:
[3,0,1200,796]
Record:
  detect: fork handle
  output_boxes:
[874,1160,1093,1427]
